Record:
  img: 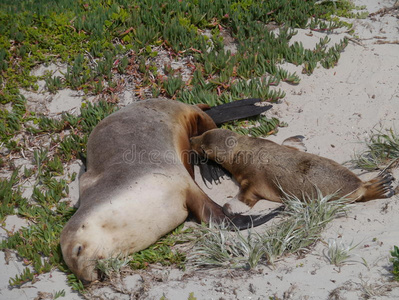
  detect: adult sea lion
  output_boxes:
[190,129,395,215]
[60,99,277,283]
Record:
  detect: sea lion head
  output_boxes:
[60,217,106,283]
[60,205,130,283]
[190,129,239,162]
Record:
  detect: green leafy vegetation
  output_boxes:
[0,0,362,143]
[96,256,132,278]
[352,128,399,171]
[0,170,24,223]
[0,101,118,290]
[0,169,73,287]
[0,0,365,294]
[129,224,191,270]
[391,245,399,281]
[54,289,66,299]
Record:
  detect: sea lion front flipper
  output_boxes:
[222,183,261,215]
[228,205,285,229]
[205,98,273,125]
[197,159,231,186]
[282,135,307,152]
[186,187,281,230]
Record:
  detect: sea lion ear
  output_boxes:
[196,113,217,135]
[282,135,307,152]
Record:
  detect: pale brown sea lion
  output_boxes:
[190,129,395,215]
[60,99,277,283]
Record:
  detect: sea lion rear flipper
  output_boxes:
[354,171,395,202]
[186,188,282,230]
[205,98,273,125]
[282,135,307,152]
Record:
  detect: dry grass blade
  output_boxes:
[323,238,359,266]
[188,189,353,269]
[187,220,265,269]
[352,128,399,170]
[262,191,353,263]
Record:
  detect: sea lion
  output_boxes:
[190,129,395,215]
[60,99,277,283]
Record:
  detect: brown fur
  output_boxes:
[61,99,224,283]
[61,100,275,283]
[190,129,395,209]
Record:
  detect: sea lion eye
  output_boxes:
[200,145,207,155]
[73,245,83,257]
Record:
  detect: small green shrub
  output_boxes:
[352,128,399,170]
[391,245,399,281]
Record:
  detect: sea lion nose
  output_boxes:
[80,278,91,285]
[190,137,199,145]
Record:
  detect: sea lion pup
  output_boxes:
[190,129,395,215]
[60,99,277,283]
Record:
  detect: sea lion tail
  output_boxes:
[204,98,272,126]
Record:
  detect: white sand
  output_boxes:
[1,0,398,299]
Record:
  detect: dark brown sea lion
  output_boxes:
[60,99,276,283]
[190,129,395,215]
